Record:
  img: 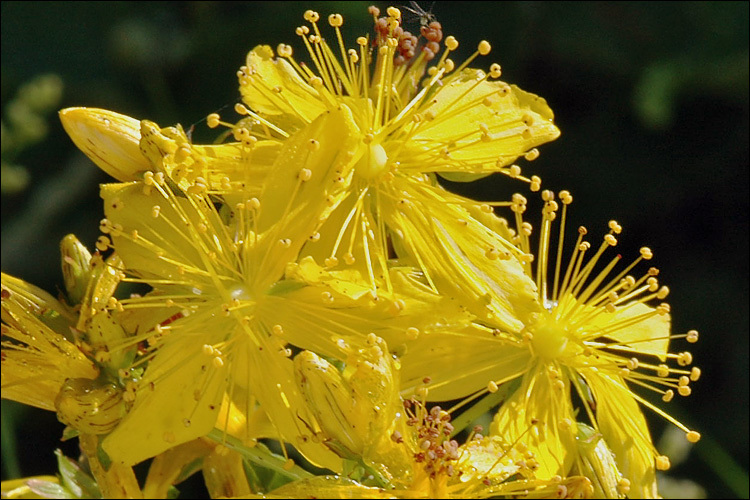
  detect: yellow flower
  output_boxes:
[2,236,143,498]
[1,272,96,410]
[60,97,478,472]
[284,335,593,499]
[1,233,130,421]
[398,191,701,498]
[231,5,559,330]
[93,104,364,468]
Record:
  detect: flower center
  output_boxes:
[228,282,253,301]
[528,314,569,359]
[355,142,389,181]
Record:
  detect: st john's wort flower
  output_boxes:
[396,191,701,498]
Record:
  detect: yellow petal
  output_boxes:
[588,302,671,360]
[491,365,577,479]
[59,108,149,181]
[102,334,226,466]
[384,178,539,331]
[100,182,204,283]
[1,276,97,410]
[408,71,559,180]
[583,371,658,499]
[265,476,391,499]
[240,45,326,126]
[398,328,529,401]
[251,104,360,287]
[142,440,214,499]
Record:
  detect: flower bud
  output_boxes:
[60,234,93,306]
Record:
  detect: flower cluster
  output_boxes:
[2,5,701,499]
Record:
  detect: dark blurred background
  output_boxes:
[2,2,747,498]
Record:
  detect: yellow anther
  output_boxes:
[604,234,617,246]
[662,389,674,402]
[406,327,420,339]
[489,63,502,78]
[328,13,343,27]
[678,375,690,387]
[343,253,355,265]
[283,458,296,471]
[488,380,498,393]
[686,329,699,343]
[559,190,573,204]
[657,286,670,299]
[295,26,309,36]
[272,324,284,336]
[530,175,541,191]
[678,385,691,396]
[303,10,319,23]
[640,247,653,259]
[279,238,292,248]
[686,431,701,443]
[196,223,208,234]
[150,205,161,218]
[690,366,701,381]
[541,189,554,202]
[485,247,500,260]
[298,168,312,181]
[386,6,401,19]
[656,455,671,470]
[617,478,631,495]
[95,236,111,252]
[277,44,293,57]
[321,291,334,304]
[478,40,491,55]
[324,256,338,268]
[509,165,521,177]
[389,299,406,315]
[627,357,639,370]
[678,351,693,366]
[657,364,670,377]
[207,113,220,128]
[647,277,659,291]
[212,356,224,368]
[657,303,670,315]
[608,220,622,234]
[445,35,458,51]
[524,148,540,161]
[357,36,367,46]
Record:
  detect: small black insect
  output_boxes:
[401,1,437,27]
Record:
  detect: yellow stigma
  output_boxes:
[528,313,569,359]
